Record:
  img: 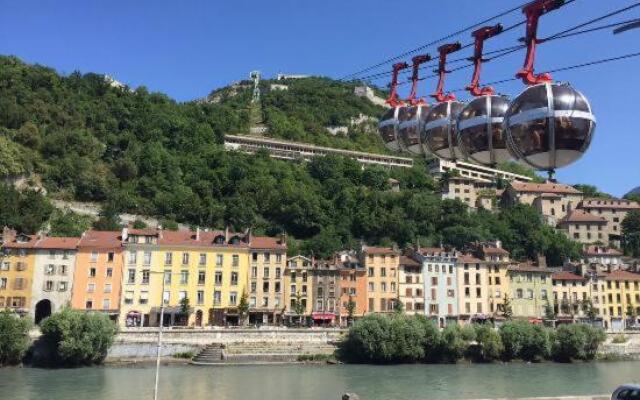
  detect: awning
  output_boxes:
[312,312,335,320]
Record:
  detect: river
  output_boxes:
[1,361,638,400]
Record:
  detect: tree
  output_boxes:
[49,209,92,237]
[238,291,249,326]
[622,210,640,257]
[346,295,356,326]
[0,311,30,366]
[544,300,557,320]
[293,292,306,326]
[93,203,121,231]
[581,299,598,322]
[502,295,513,320]
[36,308,117,367]
[132,219,147,229]
[394,297,404,314]
[179,297,191,326]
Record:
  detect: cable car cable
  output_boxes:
[339,0,541,81]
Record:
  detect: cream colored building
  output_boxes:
[456,254,490,323]
[284,255,314,318]
[552,271,590,319]
[363,246,399,313]
[248,236,287,324]
[557,209,608,245]
[398,256,423,315]
[577,198,640,246]
[441,176,497,210]
[507,264,554,320]
[476,242,511,318]
[503,182,583,223]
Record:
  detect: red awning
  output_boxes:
[312,312,335,320]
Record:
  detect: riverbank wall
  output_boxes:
[107,327,345,362]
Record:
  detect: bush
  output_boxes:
[470,324,504,362]
[0,311,31,366]
[437,325,468,363]
[36,308,117,367]
[499,321,550,362]
[551,324,605,362]
[172,351,195,359]
[612,334,628,344]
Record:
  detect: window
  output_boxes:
[44,280,54,291]
[215,272,223,285]
[302,285,307,294]
[197,290,204,305]
[14,278,25,290]
[275,282,281,293]
[138,290,149,304]
[216,254,223,266]
[264,253,271,263]
[107,252,114,263]
[432,277,438,285]
[232,255,239,267]
[182,253,189,265]
[264,267,270,278]
[276,254,282,263]
[381,282,387,292]
[290,284,297,294]
[91,251,98,262]
[0,278,7,290]
[250,297,257,307]
[213,291,221,305]
[49,250,56,259]
[180,270,189,284]
[199,253,206,266]
[251,282,257,293]
[368,268,374,277]
[476,288,481,298]
[381,268,386,277]
[541,289,548,300]
[275,268,281,278]
[128,251,137,264]
[103,299,111,310]
[143,251,152,265]
[89,267,96,277]
[316,299,323,311]
[45,264,55,275]
[127,269,135,283]
[87,283,96,293]
[368,282,375,292]
[527,289,534,299]
[162,290,170,304]
[163,270,171,284]
[229,292,238,305]
[231,272,238,285]
[165,252,173,265]
[465,287,470,297]
[263,282,269,292]
[179,291,187,301]
[516,289,523,299]
[105,283,112,293]
[262,297,269,307]
[198,271,206,285]
[251,267,257,278]
[0,262,8,271]
[142,269,150,284]
[124,291,134,304]
[86,300,93,309]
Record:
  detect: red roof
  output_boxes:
[400,256,421,267]
[159,230,249,248]
[79,230,123,249]
[458,254,483,263]
[508,263,552,273]
[363,246,399,255]
[249,236,286,250]
[552,271,587,281]
[481,246,509,255]
[418,247,450,256]
[127,228,160,236]
[580,198,640,210]
[2,234,38,249]
[510,182,582,195]
[603,270,640,281]
[36,237,80,250]
[559,209,607,224]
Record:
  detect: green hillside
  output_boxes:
[0,55,579,264]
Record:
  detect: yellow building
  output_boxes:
[476,243,510,319]
[456,254,490,323]
[0,231,37,315]
[507,264,554,320]
[363,246,399,313]
[551,271,590,320]
[595,270,640,331]
[248,235,287,325]
[284,255,314,322]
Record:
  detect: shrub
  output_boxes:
[499,321,550,362]
[552,324,606,362]
[0,311,31,366]
[437,325,468,363]
[471,324,504,362]
[36,308,117,367]
[612,334,628,344]
[172,351,195,359]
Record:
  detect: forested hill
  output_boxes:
[0,55,579,265]
[207,76,389,153]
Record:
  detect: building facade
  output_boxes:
[0,231,37,316]
[552,271,590,320]
[398,256,423,315]
[414,247,459,327]
[577,198,640,246]
[311,259,340,325]
[457,255,490,324]
[557,209,608,244]
[507,264,554,320]
[363,246,399,314]
[249,236,287,324]
[337,251,366,324]
[284,255,314,322]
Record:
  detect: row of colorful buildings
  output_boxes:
[1,226,639,331]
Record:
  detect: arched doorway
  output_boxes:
[195,310,203,327]
[35,299,52,324]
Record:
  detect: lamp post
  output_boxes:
[152,269,177,400]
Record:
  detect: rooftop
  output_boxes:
[508,263,552,273]
[603,270,640,281]
[552,271,587,281]
[79,230,122,249]
[510,182,582,195]
[559,209,607,224]
[400,256,421,267]
[363,246,398,255]
[583,246,623,257]
[36,237,80,250]
[579,198,640,210]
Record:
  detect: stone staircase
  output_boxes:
[191,344,225,364]
[192,341,337,364]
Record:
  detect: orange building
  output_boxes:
[72,230,124,321]
[336,250,367,325]
[0,230,38,315]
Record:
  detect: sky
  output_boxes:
[0,0,639,196]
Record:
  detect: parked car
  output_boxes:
[612,385,640,400]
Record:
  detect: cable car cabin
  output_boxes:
[505,82,595,173]
[399,105,429,154]
[457,95,511,167]
[378,107,402,151]
[422,101,465,160]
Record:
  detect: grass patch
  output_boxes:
[612,334,628,344]
[172,351,195,359]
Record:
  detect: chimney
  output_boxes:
[195,227,200,241]
[121,227,128,242]
[225,226,229,242]
[567,201,574,215]
[158,226,163,240]
[280,230,286,245]
[536,253,547,268]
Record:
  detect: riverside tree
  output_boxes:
[0,311,31,366]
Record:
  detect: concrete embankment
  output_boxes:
[107,327,345,363]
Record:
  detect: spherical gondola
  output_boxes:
[422,100,465,160]
[399,104,430,154]
[504,82,596,174]
[457,95,511,166]
[378,106,402,151]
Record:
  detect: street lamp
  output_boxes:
[151,270,180,400]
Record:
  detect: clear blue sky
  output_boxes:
[1,0,639,196]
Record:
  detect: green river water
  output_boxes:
[0,362,638,400]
